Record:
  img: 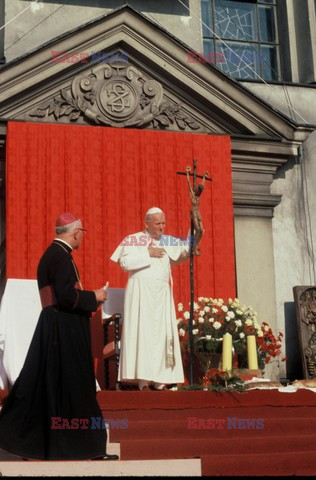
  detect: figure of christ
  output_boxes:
[186,166,209,256]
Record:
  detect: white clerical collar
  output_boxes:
[144,230,161,241]
[54,238,73,251]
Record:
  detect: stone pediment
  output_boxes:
[0,5,309,140]
[0,5,312,217]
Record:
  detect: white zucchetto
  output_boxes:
[145,207,163,216]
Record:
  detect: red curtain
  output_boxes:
[6,121,236,304]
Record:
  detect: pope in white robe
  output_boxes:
[110,207,190,390]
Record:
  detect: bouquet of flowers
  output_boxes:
[177,297,285,371]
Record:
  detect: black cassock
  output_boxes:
[0,240,106,459]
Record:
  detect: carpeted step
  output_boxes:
[97,390,316,476]
[119,434,316,460]
[102,405,316,421]
[109,417,316,442]
[201,451,316,476]
[97,389,316,410]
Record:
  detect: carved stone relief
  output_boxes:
[28,63,201,131]
[293,286,316,378]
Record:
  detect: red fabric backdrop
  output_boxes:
[6,121,235,305]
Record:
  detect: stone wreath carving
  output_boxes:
[300,288,316,326]
[305,331,316,377]
[29,64,201,130]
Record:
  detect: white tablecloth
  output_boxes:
[0,279,41,389]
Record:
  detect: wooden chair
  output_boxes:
[101,288,125,390]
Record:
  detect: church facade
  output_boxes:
[1,0,316,381]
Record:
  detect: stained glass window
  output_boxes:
[201,0,279,81]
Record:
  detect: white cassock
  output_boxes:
[110,231,189,384]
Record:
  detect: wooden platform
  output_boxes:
[0,458,201,477]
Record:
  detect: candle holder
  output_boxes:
[231,368,262,381]
[195,351,222,377]
[203,369,246,392]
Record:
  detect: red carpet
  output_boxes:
[98,389,316,476]
[97,389,316,409]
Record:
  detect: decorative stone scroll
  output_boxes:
[293,286,316,378]
[28,63,201,131]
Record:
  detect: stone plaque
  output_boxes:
[293,286,316,378]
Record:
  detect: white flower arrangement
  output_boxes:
[177,297,285,370]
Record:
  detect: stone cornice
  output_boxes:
[233,192,283,217]
[231,138,299,217]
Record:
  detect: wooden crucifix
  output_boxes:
[177,158,212,386]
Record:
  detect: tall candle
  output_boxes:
[247,335,258,369]
[222,333,232,371]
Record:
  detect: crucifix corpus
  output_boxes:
[177,158,212,385]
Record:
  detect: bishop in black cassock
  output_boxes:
[0,213,117,460]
